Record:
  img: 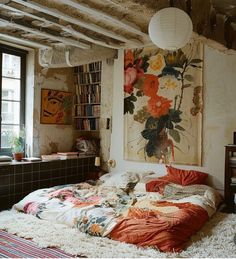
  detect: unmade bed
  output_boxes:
[12,166,222,253]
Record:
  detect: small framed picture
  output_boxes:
[40,88,72,124]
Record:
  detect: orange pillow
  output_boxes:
[166,165,208,186]
[145,176,171,194]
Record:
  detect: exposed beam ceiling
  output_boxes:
[0,3,121,49]
[0,15,91,49]
[0,0,235,52]
[0,32,50,48]
[60,0,148,37]
[11,0,143,46]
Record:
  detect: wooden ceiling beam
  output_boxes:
[11,0,142,46]
[0,32,51,48]
[0,3,122,49]
[61,0,148,38]
[0,15,91,49]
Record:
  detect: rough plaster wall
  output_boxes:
[33,51,74,156]
[110,47,236,192]
[100,60,114,168]
[34,46,116,159]
[203,45,236,190]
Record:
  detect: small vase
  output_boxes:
[13,152,23,161]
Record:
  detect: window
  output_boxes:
[0,44,27,155]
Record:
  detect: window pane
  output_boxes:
[2,53,21,79]
[1,125,20,148]
[1,101,20,124]
[2,77,21,101]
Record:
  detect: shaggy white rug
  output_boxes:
[0,210,235,258]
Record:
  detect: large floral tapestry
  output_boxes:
[124,42,203,165]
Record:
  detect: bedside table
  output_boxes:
[85,170,108,181]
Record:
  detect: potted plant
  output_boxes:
[9,131,25,161]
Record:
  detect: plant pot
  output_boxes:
[13,152,24,161]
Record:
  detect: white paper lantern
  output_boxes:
[148,7,193,50]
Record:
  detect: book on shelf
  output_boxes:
[231,177,236,184]
[57,152,78,159]
[230,156,236,163]
[58,152,93,158]
[41,154,61,161]
[76,118,99,130]
[22,157,41,162]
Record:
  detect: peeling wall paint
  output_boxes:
[99,59,114,169]
[33,51,75,156]
[32,50,115,161]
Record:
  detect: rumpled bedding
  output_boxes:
[13,181,222,252]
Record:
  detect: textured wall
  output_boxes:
[33,51,114,162]
[203,45,236,190]
[110,46,236,192]
[99,60,114,169]
[33,52,74,156]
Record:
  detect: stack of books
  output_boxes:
[41,152,89,162]
[57,152,89,159]
[230,156,236,164]
[41,154,61,162]
[57,152,79,159]
[22,157,41,162]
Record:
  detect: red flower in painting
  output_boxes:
[143,74,159,98]
[134,58,144,80]
[124,49,134,68]
[124,67,137,94]
[147,95,172,118]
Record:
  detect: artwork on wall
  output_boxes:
[40,88,72,124]
[124,42,203,165]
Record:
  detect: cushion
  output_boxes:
[145,176,171,193]
[166,165,208,186]
[100,171,140,189]
[134,182,146,193]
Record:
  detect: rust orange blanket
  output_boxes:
[110,201,208,252]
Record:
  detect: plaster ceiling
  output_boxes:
[0,0,236,52]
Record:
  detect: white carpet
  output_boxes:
[0,210,236,258]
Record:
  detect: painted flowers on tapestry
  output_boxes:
[124,42,203,165]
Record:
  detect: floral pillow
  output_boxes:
[100,171,139,190]
[100,170,158,193]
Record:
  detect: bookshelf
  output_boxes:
[74,61,101,131]
[224,145,236,212]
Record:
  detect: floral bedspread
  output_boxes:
[13,182,222,252]
[13,183,137,236]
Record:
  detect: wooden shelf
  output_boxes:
[78,82,101,86]
[74,116,100,119]
[74,103,100,106]
[75,70,101,74]
[224,145,236,210]
[74,61,101,131]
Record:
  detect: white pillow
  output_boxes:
[134,182,146,193]
[99,173,112,182]
[100,170,159,189]
[101,171,139,188]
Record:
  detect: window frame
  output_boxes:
[0,44,27,155]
